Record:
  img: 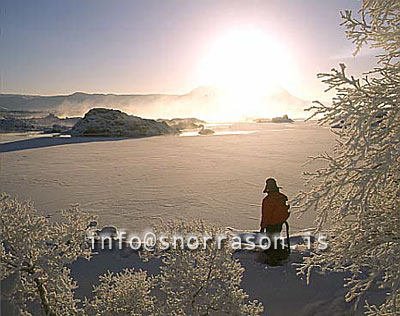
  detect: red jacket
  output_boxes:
[261,192,290,227]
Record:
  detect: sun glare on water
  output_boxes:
[197,28,293,120]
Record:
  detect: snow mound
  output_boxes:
[70,108,178,137]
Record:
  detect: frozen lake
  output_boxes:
[1,121,333,233]
[3,121,383,316]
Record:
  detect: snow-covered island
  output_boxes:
[254,114,294,123]
[0,110,206,136]
[70,108,178,137]
[156,118,205,130]
[0,117,36,132]
[0,113,80,133]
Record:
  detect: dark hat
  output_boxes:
[263,178,280,193]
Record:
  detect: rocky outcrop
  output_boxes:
[0,113,80,133]
[43,124,72,134]
[30,113,80,128]
[157,118,206,130]
[271,115,294,123]
[255,114,294,123]
[0,117,36,132]
[70,108,178,137]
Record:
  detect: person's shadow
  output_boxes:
[254,232,290,266]
[257,247,290,266]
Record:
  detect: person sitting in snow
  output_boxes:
[260,178,290,237]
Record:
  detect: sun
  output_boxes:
[197,28,292,120]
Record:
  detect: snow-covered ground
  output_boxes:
[68,239,361,316]
[1,121,385,315]
[1,121,332,232]
[1,232,381,315]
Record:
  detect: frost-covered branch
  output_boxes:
[0,194,95,315]
[295,0,400,314]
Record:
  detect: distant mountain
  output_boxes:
[261,86,309,119]
[0,86,309,121]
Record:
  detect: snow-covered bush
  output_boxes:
[86,220,263,316]
[1,196,263,316]
[295,0,400,314]
[140,220,264,316]
[0,194,95,315]
[84,268,156,316]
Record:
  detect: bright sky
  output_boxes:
[1,0,377,101]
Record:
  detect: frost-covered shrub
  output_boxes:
[295,0,400,314]
[84,268,156,316]
[0,194,95,315]
[1,196,263,316]
[140,220,264,316]
[87,220,264,315]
